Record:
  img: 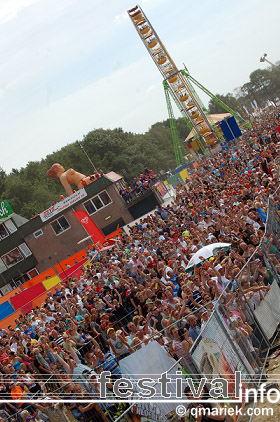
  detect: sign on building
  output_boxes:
[0,200,14,220]
[40,189,87,222]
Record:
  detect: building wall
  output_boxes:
[84,184,133,230]
[0,176,161,282]
[24,210,88,272]
[0,215,38,288]
[24,184,134,273]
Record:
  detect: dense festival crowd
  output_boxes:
[0,109,280,422]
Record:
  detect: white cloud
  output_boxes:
[0,0,41,24]
[114,10,128,25]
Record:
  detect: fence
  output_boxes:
[188,196,280,420]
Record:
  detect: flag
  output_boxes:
[73,210,106,243]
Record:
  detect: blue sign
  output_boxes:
[220,141,229,151]
[220,116,242,142]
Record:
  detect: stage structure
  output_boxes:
[127,5,250,163]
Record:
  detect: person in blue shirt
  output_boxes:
[256,206,267,223]
[95,348,121,379]
[23,326,35,339]
[161,210,168,220]
[187,315,201,342]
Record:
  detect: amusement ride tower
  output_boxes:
[127,5,249,165]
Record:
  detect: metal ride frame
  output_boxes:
[127,5,251,165]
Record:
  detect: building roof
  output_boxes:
[105,171,123,182]
[185,113,231,142]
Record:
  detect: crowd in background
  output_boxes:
[118,169,158,202]
[0,109,279,422]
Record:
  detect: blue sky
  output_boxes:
[0,0,279,172]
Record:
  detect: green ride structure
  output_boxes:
[127,5,250,166]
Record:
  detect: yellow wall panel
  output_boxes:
[42,276,61,291]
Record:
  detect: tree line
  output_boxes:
[1,63,279,219]
[0,119,187,219]
[208,63,280,114]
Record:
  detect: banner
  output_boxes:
[191,312,254,392]
[254,280,280,339]
[73,210,105,243]
[154,182,167,196]
[0,200,13,220]
[119,342,177,419]
[58,257,88,280]
[40,189,87,222]
[42,275,61,291]
[0,301,15,321]
[10,282,46,313]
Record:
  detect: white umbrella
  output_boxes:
[185,243,232,272]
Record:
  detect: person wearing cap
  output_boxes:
[107,328,134,361]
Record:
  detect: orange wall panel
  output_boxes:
[54,249,87,272]
[0,288,21,305]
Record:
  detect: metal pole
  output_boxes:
[79,142,97,172]
[260,54,280,70]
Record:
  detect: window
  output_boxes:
[4,219,16,234]
[0,223,9,240]
[28,268,39,278]
[13,274,29,284]
[99,191,111,205]
[0,258,6,274]
[19,243,32,258]
[2,248,23,268]
[0,219,17,240]
[50,215,70,235]
[84,200,96,215]
[92,196,103,210]
[83,190,112,215]
[34,229,43,238]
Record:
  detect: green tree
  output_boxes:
[248,69,278,106]
[208,93,243,115]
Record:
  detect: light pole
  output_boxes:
[79,142,97,172]
[260,53,279,69]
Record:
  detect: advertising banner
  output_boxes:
[73,210,105,243]
[0,200,13,220]
[40,189,87,222]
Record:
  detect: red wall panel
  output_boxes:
[10,282,46,311]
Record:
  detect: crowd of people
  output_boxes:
[118,169,158,202]
[0,109,279,422]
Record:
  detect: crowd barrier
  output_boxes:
[188,197,280,410]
